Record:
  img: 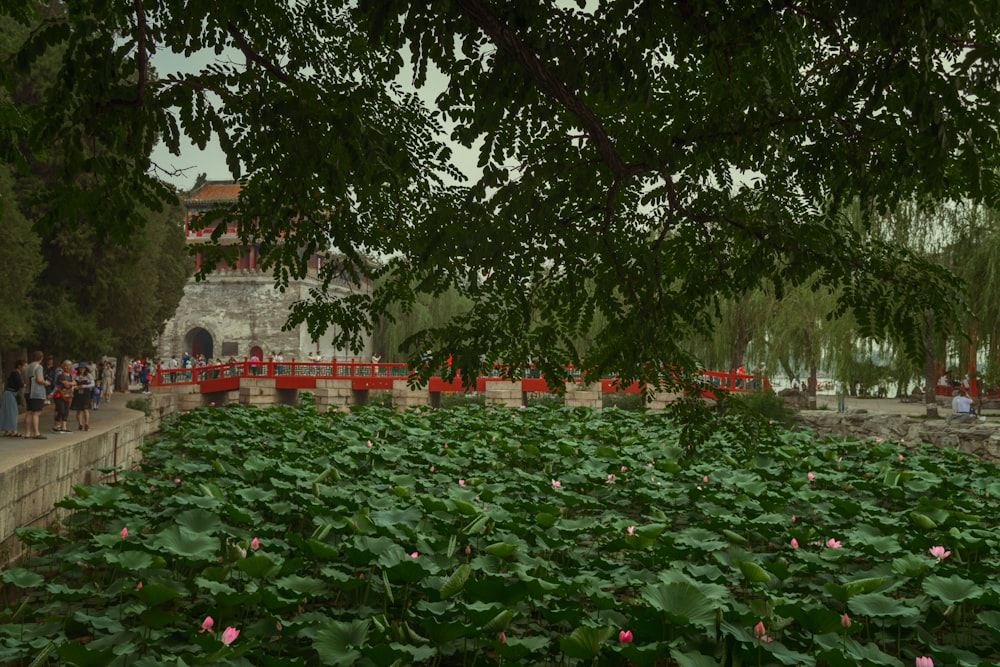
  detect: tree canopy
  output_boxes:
[5,1,1000,387]
[1,5,191,361]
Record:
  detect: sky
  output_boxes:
[148,50,237,192]
[148,45,479,193]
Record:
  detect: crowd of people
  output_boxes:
[1,352,116,439]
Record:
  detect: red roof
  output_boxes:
[185,181,242,202]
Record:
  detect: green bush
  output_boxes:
[124,396,153,417]
[439,392,485,409]
[725,388,795,426]
[602,391,645,410]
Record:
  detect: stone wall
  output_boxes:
[794,410,1000,463]
[0,411,147,567]
[157,270,371,362]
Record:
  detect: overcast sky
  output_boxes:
[148,45,479,193]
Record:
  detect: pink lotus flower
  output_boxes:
[410,551,419,558]
[753,621,766,639]
[250,537,259,551]
[915,657,934,667]
[136,581,143,590]
[898,453,904,461]
[367,440,373,447]
[929,546,951,561]
[790,538,799,548]
[627,525,635,536]
[443,443,448,448]
[551,479,561,488]
[465,545,471,554]
[120,527,128,540]
[200,616,214,633]
[607,473,616,484]
[702,475,709,482]
[430,465,435,472]
[174,477,181,484]
[618,629,633,643]
[459,479,466,487]
[621,465,627,472]
[841,613,851,628]
[791,515,796,522]
[826,538,842,548]
[221,626,240,646]
[875,436,884,443]
[499,631,507,643]
[808,471,815,481]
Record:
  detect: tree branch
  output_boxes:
[454,0,644,182]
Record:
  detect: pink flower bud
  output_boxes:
[120,527,128,540]
[221,626,240,646]
[618,629,633,643]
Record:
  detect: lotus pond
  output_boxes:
[2,399,1000,666]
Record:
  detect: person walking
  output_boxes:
[2,360,25,437]
[24,351,49,439]
[835,379,846,413]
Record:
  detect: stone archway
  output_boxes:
[184,327,214,360]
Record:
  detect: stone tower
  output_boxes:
[156,181,372,363]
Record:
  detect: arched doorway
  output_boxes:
[184,327,214,360]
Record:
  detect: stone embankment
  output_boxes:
[794,409,1000,464]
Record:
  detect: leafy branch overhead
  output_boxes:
[6,1,999,383]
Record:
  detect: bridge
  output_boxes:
[149,359,767,412]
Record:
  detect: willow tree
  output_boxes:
[5,1,998,389]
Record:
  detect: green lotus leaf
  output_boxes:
[440,563,472,599]
[135,581,186,607]
[846,593,921,620]
[104,550,156,570]
[235,554,280,578]
[1,568,45,588]
[559,625,614,660]
[923,574,983,604]
[641,581,718,629]
[313,618,369,667]
[274,574,330,597]
[150,525,219,561]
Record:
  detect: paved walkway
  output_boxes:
[812,393,938,417]
[0,396,142,472]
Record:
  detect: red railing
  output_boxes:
[149,359,769,396]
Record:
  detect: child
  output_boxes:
[91,381,103,410]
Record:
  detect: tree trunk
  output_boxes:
[116,356,130,397]
[803,331,817,408]
[732,305,750,371]
[923,314,939,418]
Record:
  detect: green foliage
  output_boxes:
[1,7,191,358]
[124,396,153,417]
[0,165,41,343]
[2,403,997,665]
[725,390,796,427]
[439,392,484,409]
[5,2,997,384]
